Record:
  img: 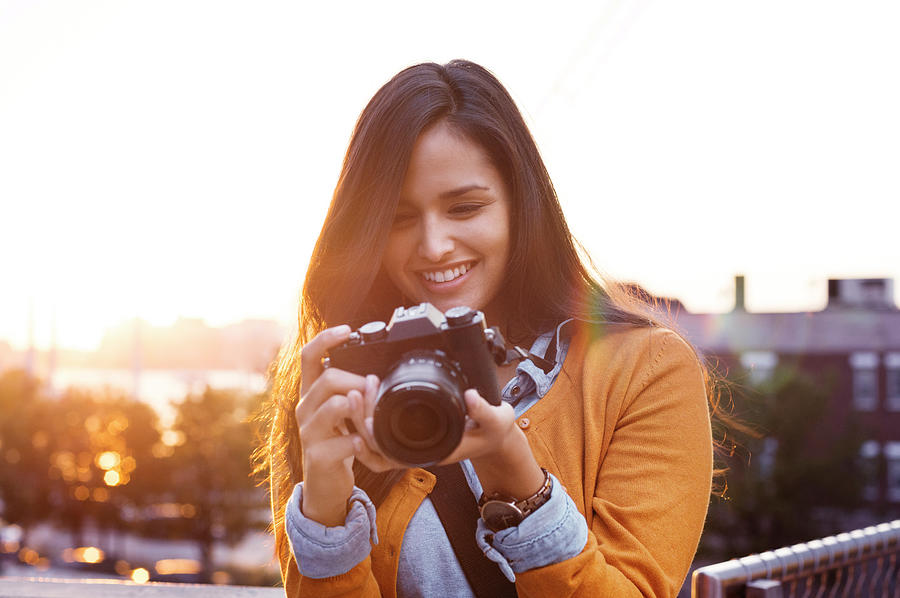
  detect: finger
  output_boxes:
[363,375,379,420]
[463,388,507,429]
[354,436,404,473]
[355,419,406,472]
[347,389,367,439]
[300,325,352,395]
[303,433,364,474]
[348,386,401,470]
[354,376,380,448]
[297,368,367,424]
[299,393,354,444]
[439,390,515,464]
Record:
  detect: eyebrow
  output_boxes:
[438,184,490,199]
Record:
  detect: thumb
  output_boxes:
[464,388,495,424]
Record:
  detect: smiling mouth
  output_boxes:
[419,261,476,283]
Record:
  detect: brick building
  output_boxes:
[672,276,900,511]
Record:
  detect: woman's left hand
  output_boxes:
[353,385,545,500]
[448,389,546,499]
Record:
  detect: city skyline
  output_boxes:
[3,274,897,354]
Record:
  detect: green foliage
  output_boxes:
[0,370,162,545]
[157,387,268,581]
[0,370,51,542]
[703,364,866,557]
[0,371,268,582]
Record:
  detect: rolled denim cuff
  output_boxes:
[477,473,588,575]
[284,483,378,579]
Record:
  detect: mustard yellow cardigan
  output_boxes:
[276,324,713,597]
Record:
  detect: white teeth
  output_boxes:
[420,262,473,283]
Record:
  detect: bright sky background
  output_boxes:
[2,0,898,351]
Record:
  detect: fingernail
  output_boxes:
[352,437,363,452]
[334,325,351,335]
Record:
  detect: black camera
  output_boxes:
[325,303,507,467]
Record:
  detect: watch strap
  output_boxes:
[479,468,553,531]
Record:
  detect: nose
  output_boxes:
[417,215,454,263]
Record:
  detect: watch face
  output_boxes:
[480,500,525,532]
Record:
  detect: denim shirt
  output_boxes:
[284,321,589,595]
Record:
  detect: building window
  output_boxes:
[741,351,778,385]
[859,441,880,502]
[886,442,900,503]
[850,352,879,411]
[886,353,900,412]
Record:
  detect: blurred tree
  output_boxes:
[0,370,53,547]
[0,371,162,550]
[162,387,267,582]
[704,364,866,557]
[44,388,162,547]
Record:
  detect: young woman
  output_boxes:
[262,59,714,597]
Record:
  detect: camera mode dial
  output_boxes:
[359,321,388,342]
[445,306,475,326]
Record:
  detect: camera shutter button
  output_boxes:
[359,321,387,342]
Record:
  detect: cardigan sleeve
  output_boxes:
[284,484,378,579]
[515,328,713,598]
[275,481,384,598]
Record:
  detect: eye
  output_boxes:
[392,210,417,228]
[449,203,484,216]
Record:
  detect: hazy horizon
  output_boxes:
[3,1,898,351]
[4,273,897,353]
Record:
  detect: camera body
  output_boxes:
[325,303,506,467]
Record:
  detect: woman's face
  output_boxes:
[382,122,511,321]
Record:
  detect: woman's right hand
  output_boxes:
[295,325,369,527]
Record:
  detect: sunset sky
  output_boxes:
[2,1,898,351]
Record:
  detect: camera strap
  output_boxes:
[505,346,555,374]
[424,462,518,597]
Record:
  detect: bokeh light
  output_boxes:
[18,547,40,565]
[155,558,202,575]
[96,451,121,470]
[63,546,106,564]
[131,567,150,584]
[115,560,132,576]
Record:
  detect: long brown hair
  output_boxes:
[256,59,728,564]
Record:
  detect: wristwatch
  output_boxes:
[478,468,553,532]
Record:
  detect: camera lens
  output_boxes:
[388,390,448,448]
[373,350,466,466]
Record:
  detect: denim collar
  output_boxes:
[502,318,574,401]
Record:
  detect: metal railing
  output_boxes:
[692,520,900,598]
